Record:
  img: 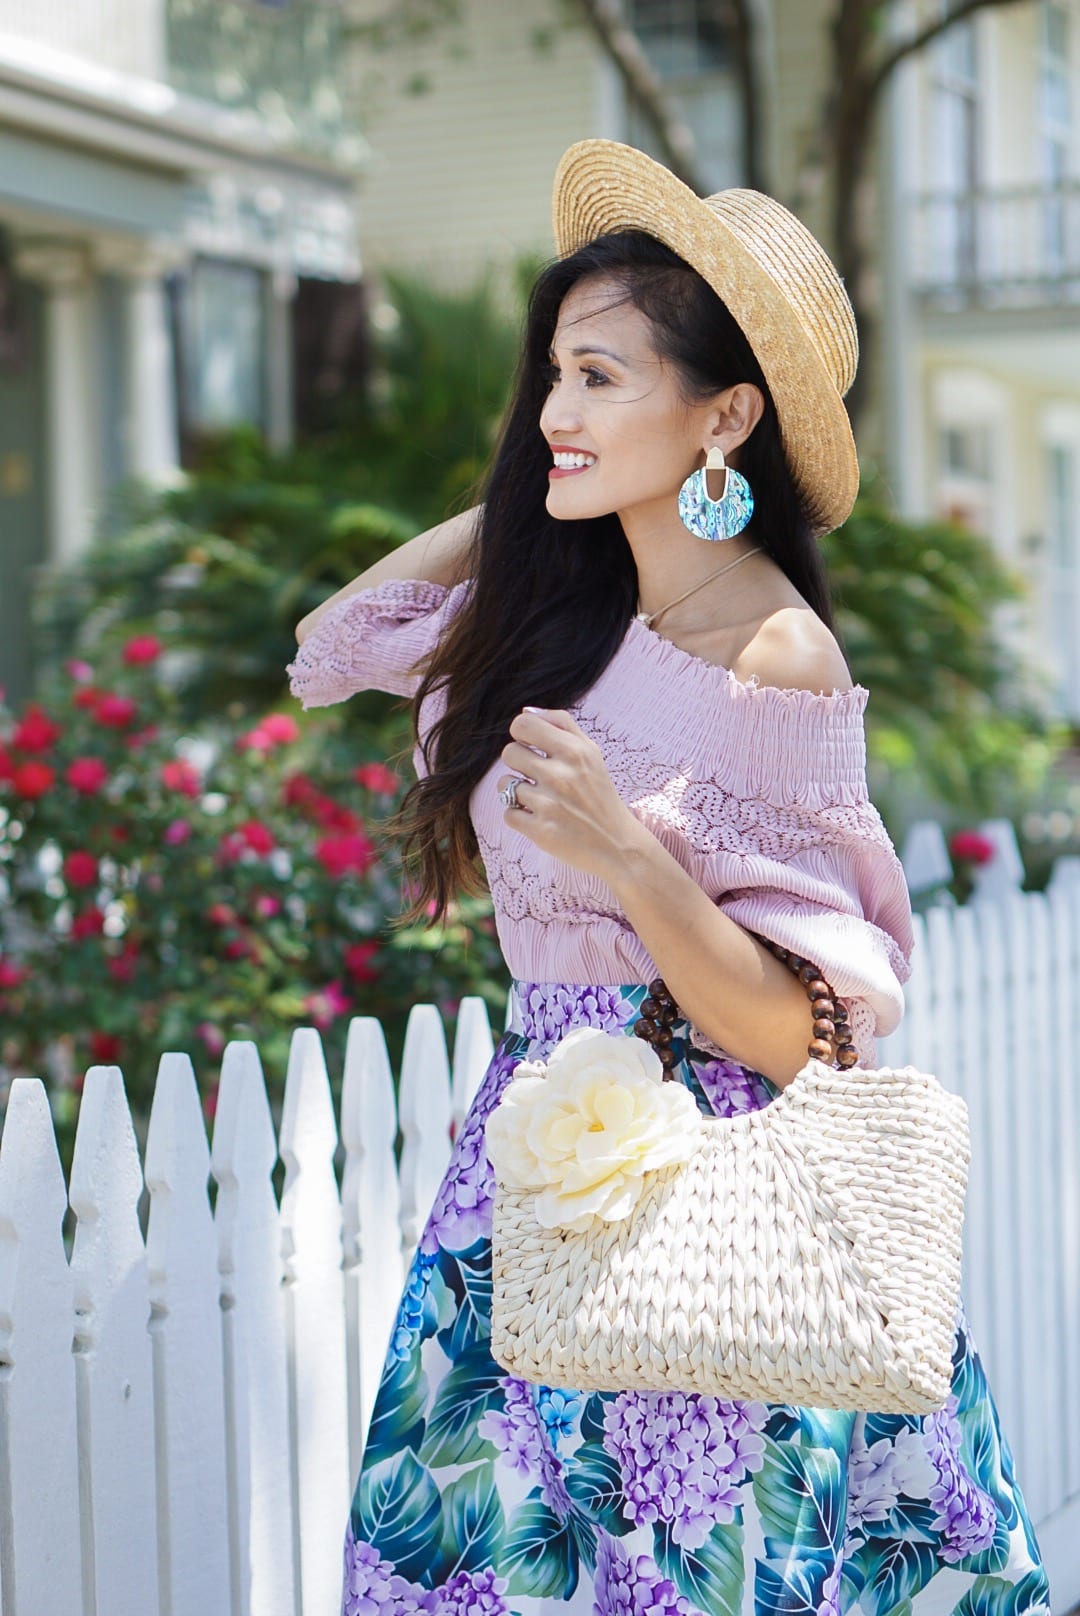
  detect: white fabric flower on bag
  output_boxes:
[484,1026,702,1232]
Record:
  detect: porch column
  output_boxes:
[15,244,99,565]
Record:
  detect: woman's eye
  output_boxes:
[542,361,609,388]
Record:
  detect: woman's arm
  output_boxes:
[294,505,481,645]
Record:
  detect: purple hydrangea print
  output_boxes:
[603,1391,768,1550]
[593,1532,699,1616]
[816,1562,843,1616]
[518,983,636,1048]
[694,1058,773,1118]
[923,1396,999,1562]
[420,1045,519,1256]
[846,1421,935,1533]
[342,1525,428,1615]
[478,1375,572,1519]
[427,1568,510,1615]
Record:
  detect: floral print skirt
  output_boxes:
[343,982,1050,1616]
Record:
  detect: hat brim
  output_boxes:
[552,140,859,537]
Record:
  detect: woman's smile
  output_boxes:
[549,445,598,478]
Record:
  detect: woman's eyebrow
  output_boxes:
[547,343,629,364]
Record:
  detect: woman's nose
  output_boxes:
[540,383,583,438]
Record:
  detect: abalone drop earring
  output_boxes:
[677,446,754,541]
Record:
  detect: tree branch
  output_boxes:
[575,0,710,195]
[868,0,1030,102]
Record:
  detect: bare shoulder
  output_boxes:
[728,604,853,695]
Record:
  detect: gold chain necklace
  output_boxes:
[635,546,764,630]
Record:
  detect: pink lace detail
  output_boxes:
[286,578,466,707]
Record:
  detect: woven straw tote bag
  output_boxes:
[489,1055,969,1413]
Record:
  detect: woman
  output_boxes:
[289,141,1049,1616]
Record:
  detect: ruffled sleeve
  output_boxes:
[583,627,915,1064]
[715,804,914,1060]
[286,578,472,707]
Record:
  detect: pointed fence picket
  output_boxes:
[0,877,1077,1616]
[0,1080,81,1616]
[212,1042,296,1616]
[146,1054,233,1616]
[69,1066,160,1616]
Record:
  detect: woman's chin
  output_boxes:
[545,484,611,522]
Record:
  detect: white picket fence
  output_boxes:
[0,820,1078,1616]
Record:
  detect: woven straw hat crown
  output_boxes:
[552,140,860,535]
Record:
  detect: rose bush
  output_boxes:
[0,636,507,1166]
[484,1027,701,1232]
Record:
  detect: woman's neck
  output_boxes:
[619,500,763,625]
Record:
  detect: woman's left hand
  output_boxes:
[498,708,643,882]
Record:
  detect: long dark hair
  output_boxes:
[396,230,834,920]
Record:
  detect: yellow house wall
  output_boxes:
[348,0,607,284]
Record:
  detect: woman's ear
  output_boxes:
[704,383,765,455]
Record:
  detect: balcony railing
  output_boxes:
[910,183,1080,310]
[165,0,352,162]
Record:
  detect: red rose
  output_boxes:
[13,704,62,753]
[260,712,299,745]
[254,893,282,919]
[207,903,235,927]
[0,747,14,783]
[88,1031,121,1064]
[314,832,376,879]
[0,958,26,989]
[313,796,361,833]
[239,820,275,856]
[95,693,138,728]
[73,686,103,711]
[354,762,402,794]
[71,908,105,939]
[110,824,131,844]
[216,832,245,864]
[12,760,55,799]
[344,941,380,983]
[949,830,996,866]
[304,979,350,1030]
[64,850,99,889]
[66,757,109,795]
[161,759,201,798]
[282,772,319,809]
[106,943,139,984]
[224,936,252,961]
[122,634,163,665]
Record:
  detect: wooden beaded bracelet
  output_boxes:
[635,936,858,1073]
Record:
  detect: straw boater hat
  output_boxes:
[552,139,860,537]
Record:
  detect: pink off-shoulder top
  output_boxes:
[287,578,914,1064]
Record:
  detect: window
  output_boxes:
[178,259,268,442]
[625,0,741,192]
[1038,2,1072,274]
[930,19,980,286]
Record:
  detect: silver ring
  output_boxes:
[498,777,522,810]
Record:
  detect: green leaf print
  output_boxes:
[842,1538,937,1616]
[363,1351,428,1468]
[950,1571,1051,1616]
[755,1556,835,1616]
[952,1333,985,1416]
[418,1347,503,1469]
[579,1392,611,1444]
[357,1450,442,1584]
[799,1408,856,1451]
[438,1247,493,1361]
[961,1403,1018,1530]
[654,1521,744,1616]
[876,1499,941,1543]
[563,1441,632,1536]
[430,1462,506,1585]
[502,1498,579,1599]
[752,1436,845,1553]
